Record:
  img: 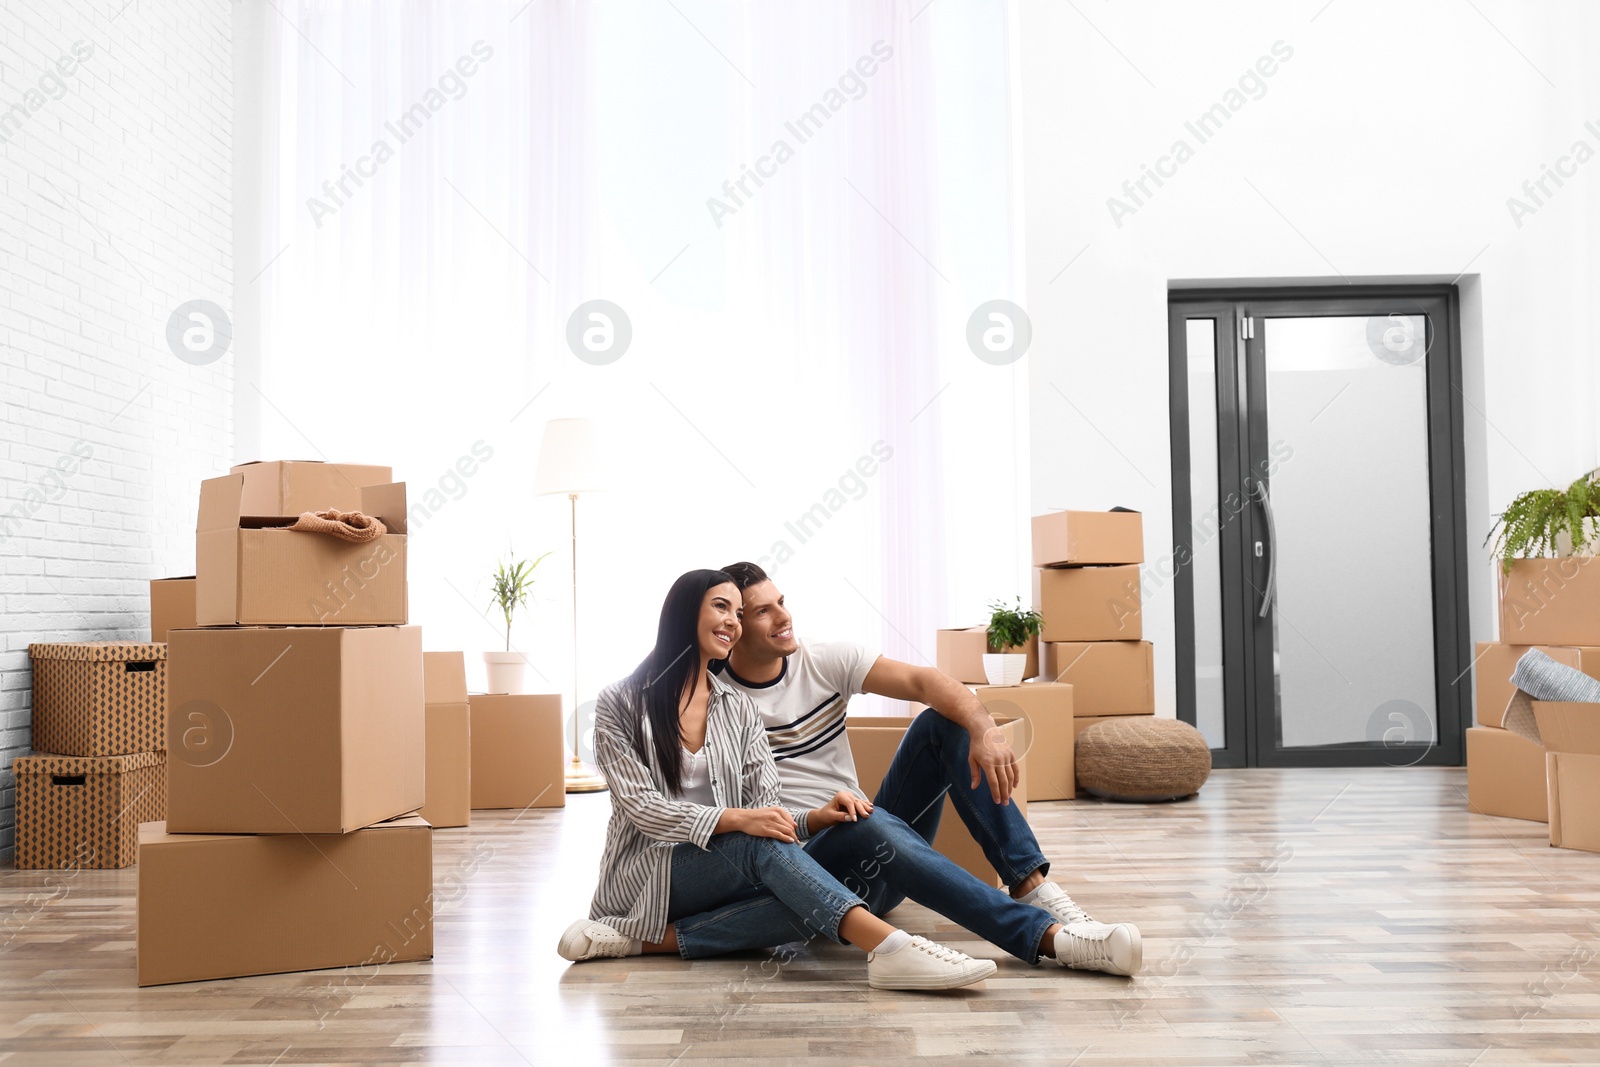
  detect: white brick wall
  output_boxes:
[0,1,233,858]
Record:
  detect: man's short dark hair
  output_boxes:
[721,561,769,591]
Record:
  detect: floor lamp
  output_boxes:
[533,417,608,793]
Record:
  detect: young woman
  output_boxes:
[558,568,996,991]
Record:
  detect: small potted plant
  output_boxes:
[984,596,1042,686]
[484,551,551,694]
[1488,468,1600,572]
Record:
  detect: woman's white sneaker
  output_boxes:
[558,919,639,961]
[1054,920,1142,976]
[867,935,997,990]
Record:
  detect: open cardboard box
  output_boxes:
[1473,642,1600,728]
[196,474,408,626]
[230,460,394,516]
[1504,690,1600,851]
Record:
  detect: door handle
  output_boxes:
[1257,480,1277,619]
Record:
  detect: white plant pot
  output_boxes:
[483,651,528,695]
[1554,517,1600,557]
[982,653,1027,687]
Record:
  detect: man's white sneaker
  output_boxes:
[557,919,638,961]
[1028,880,1093,926]
[1054,919,1142,976]
[867,935,998,990]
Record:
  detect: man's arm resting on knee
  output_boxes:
[859,657,1020,805]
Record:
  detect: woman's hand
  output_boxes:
[718,806,798,843]
[806,790,874,832]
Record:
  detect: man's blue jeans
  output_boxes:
[668,831,865,956]
[669,709,1055,963]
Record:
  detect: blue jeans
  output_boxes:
[876,708,1050,891]
[668,711,1056,964]
[667,831,865,957]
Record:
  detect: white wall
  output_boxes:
[1018,0,1600,718]
[0,2,233,856]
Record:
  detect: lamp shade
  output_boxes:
[533,418,608,496]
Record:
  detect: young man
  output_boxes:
[700,560,1142,974]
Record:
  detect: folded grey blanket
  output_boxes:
[1503,648,1600,742]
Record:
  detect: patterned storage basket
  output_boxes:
[13,750,167,869]
[28,642,167,756]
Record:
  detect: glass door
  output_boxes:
[1169,288,1469,768]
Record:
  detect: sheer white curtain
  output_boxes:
[240,0,1029,726]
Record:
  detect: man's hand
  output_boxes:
[722,806,798,842]
[969,723,1020,805]
[806,790,874,832]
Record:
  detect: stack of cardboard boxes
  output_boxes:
[935,509,1151,803]
[137,460,435,986]
[15,642,169,870]
[1469,558,1600,849]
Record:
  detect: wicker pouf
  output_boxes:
[1076,717,1211,802]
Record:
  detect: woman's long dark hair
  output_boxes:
[620,568,735,796]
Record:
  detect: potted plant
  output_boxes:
[984,596,1042,686]
[484,551,551,694]
[1488,468,1600,572]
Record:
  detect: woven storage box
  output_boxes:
[28,642,167,756]
[1076,717,1211,802]
[14,750,167,869]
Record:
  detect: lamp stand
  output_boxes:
[564,491,607,793]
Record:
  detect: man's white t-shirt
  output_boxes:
[721,639,878,810]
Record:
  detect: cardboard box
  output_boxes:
[1034,564,1142,642]
[136,815,433,986]
[469,694,565,809]
[1465,726,1547,823]
[1073,714,1123,739]
[976,683,1075,801]
[1032,509,1144,568]
[1498,558,1600,646]
[28,642,166,757]
[230,460,394,517]
[1039,641,1154,715]
[422,703,471,829]
[1472,642,1600,728]
[1546,751,1600,853]
[936,627,1037,684]
[195,474,409,627]
[848,714,1030,888]
[149,577,197,643]
[166,626,425,834]
[13,750,166,869]
[424,651,470,706]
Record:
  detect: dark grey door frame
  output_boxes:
[1168,285,1469,769]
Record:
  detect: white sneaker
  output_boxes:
[1054,920,1142,976]
[558,919,636,962]
[1028,880,1093,926]
[867,935,998,990]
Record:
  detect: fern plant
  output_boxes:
[1487,468,1600,573]
[986,597,1043,653]
[489,551,552,651]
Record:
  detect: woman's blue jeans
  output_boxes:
[668,831,865,957]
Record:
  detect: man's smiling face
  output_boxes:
[732,579,798,659]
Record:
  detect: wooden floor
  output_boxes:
[2,767,1598,1066]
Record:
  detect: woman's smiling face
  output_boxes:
[697,582,742,662]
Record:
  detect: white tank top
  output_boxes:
[679,746,715,806]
